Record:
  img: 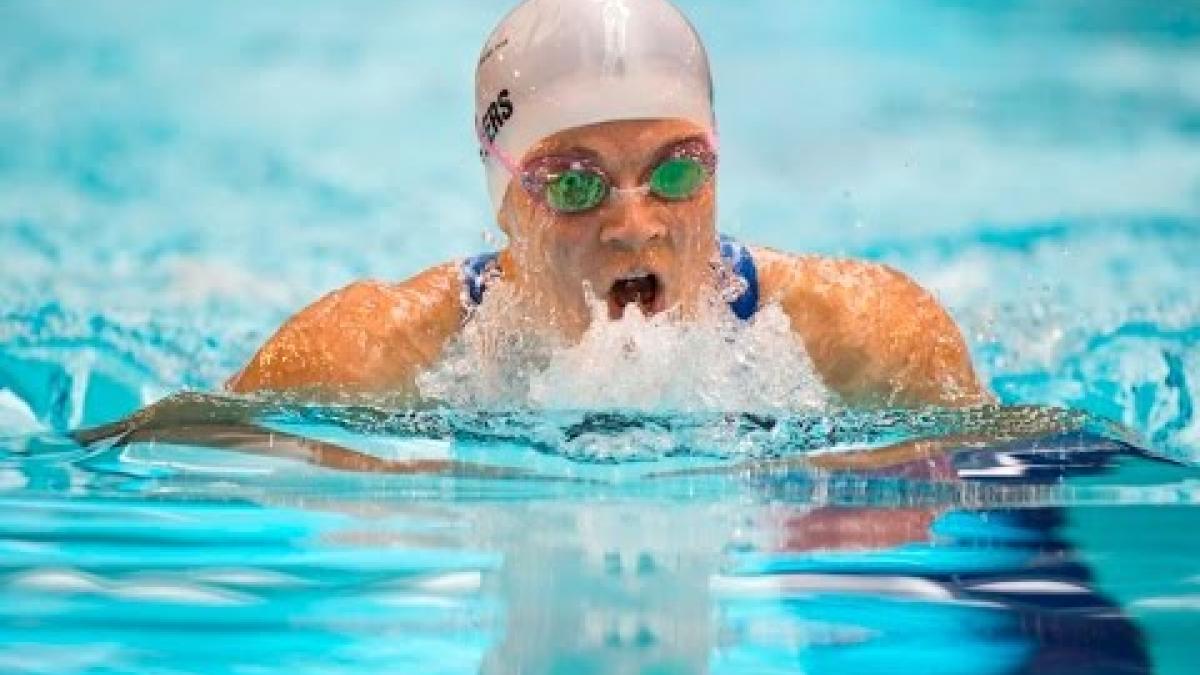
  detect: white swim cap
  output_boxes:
[475,0,715,213]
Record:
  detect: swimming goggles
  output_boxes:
[480,130,718,214]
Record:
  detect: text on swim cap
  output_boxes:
[478,89,514,160]
[481,89,514,144]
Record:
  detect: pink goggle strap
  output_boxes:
[476,123,523,179]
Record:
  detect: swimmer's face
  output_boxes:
[498,118,718,332]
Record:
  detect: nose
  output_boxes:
[598,190,667,251]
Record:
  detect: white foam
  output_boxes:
[418,283,829,414]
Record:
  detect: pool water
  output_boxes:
[2,1,1199,673]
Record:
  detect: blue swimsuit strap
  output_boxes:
[461,251,499,307]
[460,233,759,320]
[719,234,759,321]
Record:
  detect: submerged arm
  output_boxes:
[653,404,1093,478]
[71,391,533,479]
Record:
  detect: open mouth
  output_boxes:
[608,272,663,319]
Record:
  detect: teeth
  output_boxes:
[616,269,653,282]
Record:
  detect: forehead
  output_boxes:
[523,118,709,160]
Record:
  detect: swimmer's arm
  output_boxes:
[226,263,464,403]
[650,404,1091,478]
[756,249,991,408]
[71,393,535,479]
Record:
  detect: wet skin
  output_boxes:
[227,118,991,409]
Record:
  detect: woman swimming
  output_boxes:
[225,0,988,409]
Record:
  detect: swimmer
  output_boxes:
[226,0,990,410]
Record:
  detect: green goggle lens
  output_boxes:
[649,157,708,200]
[545,169,608,213]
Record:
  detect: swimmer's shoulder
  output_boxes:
[227,262,465,399]
[749,245,990,407]
[751,246,920,306]
[751,244,914,348]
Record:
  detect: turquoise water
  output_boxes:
[2,1,1200,673]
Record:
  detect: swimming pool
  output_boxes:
[1,0,1198,672]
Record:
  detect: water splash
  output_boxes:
[419,282,829,416]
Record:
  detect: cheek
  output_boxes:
[668,196,716,250]
[541,218,599,276]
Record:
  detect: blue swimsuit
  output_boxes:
[460,234,760,320]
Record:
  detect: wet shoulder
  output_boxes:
[227,262,464,396]
[309,262,464,328]
[750,246,923,307]
[750,246,947,347]
[749,245,987,406]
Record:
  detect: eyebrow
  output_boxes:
[528,145,602,161]
[530,134,712,165]
[648,134,711,160]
